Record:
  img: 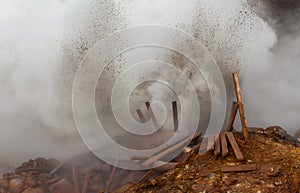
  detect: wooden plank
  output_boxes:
[221,164,257,172]
[207,135,215,152]
[220,132,229,157]
[233,72,249,141]
[72,164,80,193]
[172,101,178,132]
[142,134,193,166]
[145,102,159,129]
[175,152,192,164]
[81,171,90,193]
[152,161,178,172]
[138,170,154,183]
[226,132,244,160]
[214,134,221,155]
[198,136,208,154]
[227,101,239,131]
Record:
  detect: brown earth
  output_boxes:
[1,126,299,193]
[124,127,300,193]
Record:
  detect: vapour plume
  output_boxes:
[0,0,298,167]
[245,0,300,134]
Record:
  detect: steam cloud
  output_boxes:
[0,0,299,166]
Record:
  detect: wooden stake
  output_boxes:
[72,164,80,193]
[233,72,249,141]
[145,102,159,129]
[172,101,178,132]
[214,134,221,155]
[227,101,239,132]
[220,132,229,157]
[136,109,146,124]
[226,132,244,160]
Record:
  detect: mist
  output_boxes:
[0,0,299,166]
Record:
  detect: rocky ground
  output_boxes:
[125,126,300,193]
[0,126,299,193]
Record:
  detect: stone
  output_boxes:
[25,178,36,188]
[265,126,287,138]
[9,179,24,193]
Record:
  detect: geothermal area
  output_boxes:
[1,0,300,193]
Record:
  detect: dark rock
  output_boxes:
[265,126,295,143]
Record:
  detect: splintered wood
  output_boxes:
[198,72,249,159]
[130,73,251,180]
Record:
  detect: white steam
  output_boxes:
[0,0,299,166]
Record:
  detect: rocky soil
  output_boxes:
[0,126,299,193]
[125,126,300,193]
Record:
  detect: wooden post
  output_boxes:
[198,136,208,153]
[152,161,179,172]
[227,101,239,132]
[136,109,146,123]
[214,134,221,155]
[233,72,249,141]
[172,101,178,132]
[207,135,215,152]
[145,102,159,129]
[72,164,80,193]
[220,132,229,157]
